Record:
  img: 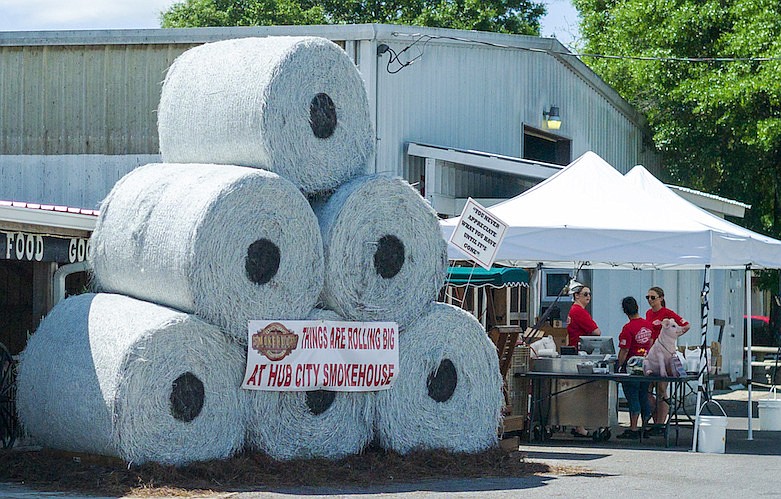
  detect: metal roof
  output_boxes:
[408,142,563,181]
[667,185,750,219]
[0,200,98,231]
[0,23,644,126]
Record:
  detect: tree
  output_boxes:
[573,0,781,243]
[161,0,546,36]
[161,0,327,26]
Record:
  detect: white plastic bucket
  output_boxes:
[696,401,728,454]
[697,416,728,453]
[758,388,781,431]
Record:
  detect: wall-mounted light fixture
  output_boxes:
[543,105,561,130]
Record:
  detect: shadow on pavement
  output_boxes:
[522,450,610,461]
[264,475,557,495]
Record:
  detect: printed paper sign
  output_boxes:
[242,320,399,392]
[448,198,508,269]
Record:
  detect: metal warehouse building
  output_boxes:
[0,24,660,213]
[4,24,748,377]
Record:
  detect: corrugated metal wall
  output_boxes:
[0,43,195,155]
[371,35,657,184]
[0,25,660,209]
[0,154,157,208]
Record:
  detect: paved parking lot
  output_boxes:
[2,390,778,498]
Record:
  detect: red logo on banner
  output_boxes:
[252,322,298,361]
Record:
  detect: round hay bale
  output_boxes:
[158,36,374,194]
[15,293,245,466]
[90,163,323,338]
[374,302,504,454]
[313,175,447,329]
[243,308,374,461]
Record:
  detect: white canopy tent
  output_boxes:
[440,151,781,443]
[625,164,781,442]
[441,151,781,270]
[625,165,781,269]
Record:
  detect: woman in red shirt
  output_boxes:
[645,286,690,435]
[566,281,601,437]
[567,283,602,350]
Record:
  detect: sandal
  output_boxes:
[570,428,590,438]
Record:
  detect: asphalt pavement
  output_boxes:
[2,389,779,498]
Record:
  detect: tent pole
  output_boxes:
[692,265,710,452]
[746,265,753,440]
[534,263,543,325]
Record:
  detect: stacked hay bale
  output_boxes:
[243,308,375,461]
[16,293,246,466]
[89,162,324,336]
[312,174,448,329]
[374,303,504,454]
[15,35,503,465]
[158,36,374,195]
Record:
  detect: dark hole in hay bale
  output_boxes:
[245,238,281,285]
[309,93,337,139]
[427,359,457,403]
[170,372,205,422]
[305,390,336,416]
[373,234,405,279]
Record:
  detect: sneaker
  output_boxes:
[616,429,640,440]
[646,425,666,437]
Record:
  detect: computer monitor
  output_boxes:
[578,336,615,355]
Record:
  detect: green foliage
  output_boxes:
[161,0,546,35]
[162,0,327,26]
[574,0,781,241]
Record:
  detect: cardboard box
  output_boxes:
[678,341,722,374]
[539,326,568,351]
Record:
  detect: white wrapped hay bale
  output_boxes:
[314,175,447,329]
[16,293,245,466]
[158,36,374,194]
[243,308,374,461]
[374,302,504,454]
[90,163,323,337]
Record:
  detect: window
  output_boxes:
[523,125,571,166]
[543,272,570,299]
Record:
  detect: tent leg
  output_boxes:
[692,265,710,452]
[746,266,753,440]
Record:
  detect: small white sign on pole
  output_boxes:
[448,198,508,270]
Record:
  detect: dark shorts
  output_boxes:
[623,380,651,417]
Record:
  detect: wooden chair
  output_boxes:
[489,326,522,407]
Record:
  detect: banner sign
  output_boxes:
[448,198,508,270]
[1,230,90,263]
[242,320,399,392]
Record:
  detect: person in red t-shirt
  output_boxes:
[566,281,601,438]
[645,286,690,435]
[566,283,601,350]
[646,286,691,340]
[616,296,653,439]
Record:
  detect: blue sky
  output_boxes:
[0,0,580,46]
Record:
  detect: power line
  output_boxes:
[388,32,781,68]
[566,52,781,63]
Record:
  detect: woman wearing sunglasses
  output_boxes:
[566,280,602,437]
[645,286,690,435]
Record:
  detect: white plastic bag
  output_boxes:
[529,335,557,359]
[683,346,713,373]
